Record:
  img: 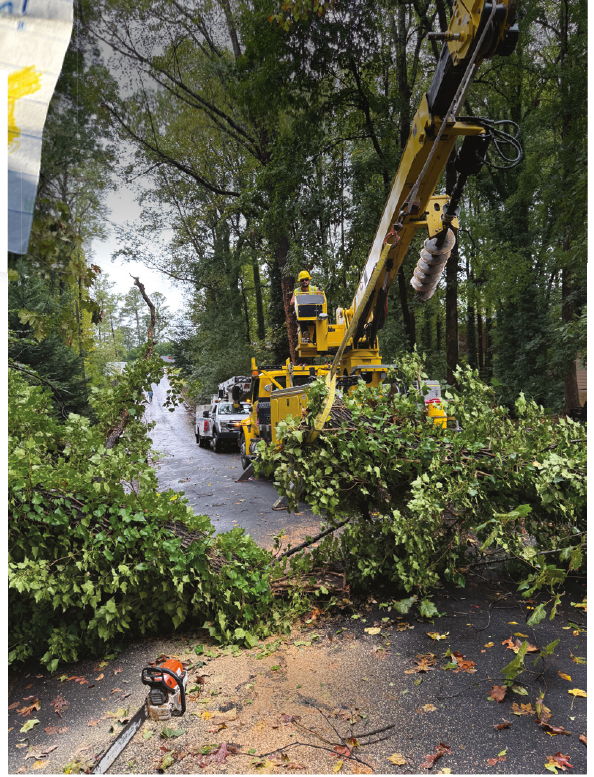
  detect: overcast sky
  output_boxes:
[90,184,188,313]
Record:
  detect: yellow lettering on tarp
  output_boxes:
[8,64,42,152]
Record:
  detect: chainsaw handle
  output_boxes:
[141,667,186,716]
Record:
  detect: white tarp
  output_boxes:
[2,0,73,254]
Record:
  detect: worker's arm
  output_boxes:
[290,291,296,307]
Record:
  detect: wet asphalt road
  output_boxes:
[145,375,322,549]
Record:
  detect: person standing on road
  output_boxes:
[147,388,153,403]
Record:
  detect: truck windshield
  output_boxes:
[218,403,250,415]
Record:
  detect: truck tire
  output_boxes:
[240,441,250,471]
[212,431,221,453]
[199,435,208,448]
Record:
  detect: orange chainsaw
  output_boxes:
[91,659,188,773]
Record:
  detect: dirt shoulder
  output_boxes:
[8,573,587,775]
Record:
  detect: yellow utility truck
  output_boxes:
[239,0,519,473]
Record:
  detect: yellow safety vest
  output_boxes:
[294,285,318,296]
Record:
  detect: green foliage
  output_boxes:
[258,353,586,596]
[8,360,294,669]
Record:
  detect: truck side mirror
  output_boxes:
[203,410,210,418]
[232,385,241,401]
[218,389,224,398]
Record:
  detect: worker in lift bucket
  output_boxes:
[290,270,320,344]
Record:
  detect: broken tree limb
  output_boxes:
[105,276,156,450]
[277,517,353,559]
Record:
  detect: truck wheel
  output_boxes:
[240,442,250,471]
[199,436,208,448]
[212,432,221,453]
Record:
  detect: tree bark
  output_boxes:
[562,266,580,411]
[445,157,459,385]
[275,235,298,364]
[397,267,415,351]
[252,256,266,341]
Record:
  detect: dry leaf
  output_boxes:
[419,743,450,769]
[44,726,68,735]
[8,702,20,710]
[579,734,586,746]
[538,722,571,736]
[568,688,586,698]
[32,761,49,770]
[94,673,104,681]
[511,702,536,716]
[87,719,100,727]
[489,686,507,702]
[502,637,538,653]
[545,752,573,771]
[388,753,407,765]
[426,632,448,641]
[484,642,494,648]
[280,713,302,724]
[421,704,438,713]
[113,667,123,674]
[494,720,511,730]
[558,672,572,681]
[570,653,586,665]
[364,627,381,635]
[50,696,69,716]
[405,654,437,674]
[487,756,506,766]
[333,760,344,773]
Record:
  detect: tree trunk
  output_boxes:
[252,256,266,341]
[445,157,459,385]
[275,235,298,364]
[485,306,493,381]
[562,265,580,411]
[397,267,415,351]
[476,293,484,376]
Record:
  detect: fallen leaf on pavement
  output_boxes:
[159,753,175,770]
[426,632,448,641]
[489,686,507,702]
[113,667,123,674]
[18,700,40,716]
[87,719,100,727]
[558,672,572,681]
[502,637,538,653]
[579,734,586,746]
[32,761,49,770]
[419,743,450,769]
[364,627,381,635]
[421,704,438,713]
[20,719,40,733]
[333,746,352,757]
[539,722,571,736]
[50,696,69,716]
[94,673,104,681]
[25,744,58,760]
[333,760,343,773]
[8,702,20,710]
[494,720,511,730]
[545,752,574,772]
[44,726,68,735]
[388,753,407,765]
[512,702,536,716]
[280,713,302,724]
[110,687,123,694]
[484,642,494,648]
[487,756,506,766]
[405,654,437,674]
[570,653,586,665]
[568,689,586,698]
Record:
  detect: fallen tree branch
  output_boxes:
[277,517,353,559]
[105,276,155,450]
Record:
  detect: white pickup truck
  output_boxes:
[195,400,251,452]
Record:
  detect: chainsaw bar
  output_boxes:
[90,702,148,774]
